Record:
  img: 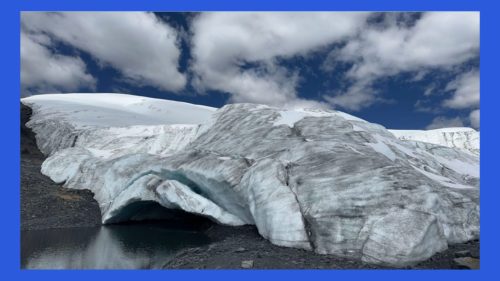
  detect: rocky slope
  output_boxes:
[21,103,101,231]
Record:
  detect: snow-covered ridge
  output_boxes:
[22,93,479,267]
[272,108,365,127]
[22,93,216,128]
[22,94,216,156]
[389,128,479,155]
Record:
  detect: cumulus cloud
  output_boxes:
[443,70,480,109]
[20,11,481,129]
[190,12,369,107]
[21,12,186,92]
[326,12,480,110]
[439,70,480,130]
[21,32,96,96]
[426,116,464,130]
[322,81,375,111]
[469,109,480,129]
[189,12,479,112]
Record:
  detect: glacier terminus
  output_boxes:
[21,93,479,267]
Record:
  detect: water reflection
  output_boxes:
[21,223,212,269]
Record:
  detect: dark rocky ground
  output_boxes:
[163,225,479,269]
[20,103,479,269]
[21,104,101,231]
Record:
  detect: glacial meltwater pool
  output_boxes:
[21,223,212,269]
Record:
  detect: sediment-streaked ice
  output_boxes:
[22,93,479,267]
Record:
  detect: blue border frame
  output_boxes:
[2,0,499,279]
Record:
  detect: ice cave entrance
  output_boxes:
[106,200,214,230]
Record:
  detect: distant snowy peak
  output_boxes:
[21,93,216,128]
[389,127,479,155]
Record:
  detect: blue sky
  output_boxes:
[20,12,479,130]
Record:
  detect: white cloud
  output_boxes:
[443,70,480,109]
[21,12,186,92]
[469,109,480,129]
[20,11,481,124]
[426,116,464,130]
[190,12,369,107]
[326,12,480,110]
[322,81,375,111]
[441,70,480,130]
[21,32,96,96]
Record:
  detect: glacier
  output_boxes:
[389,128,479,156]
[22,93,479,267]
